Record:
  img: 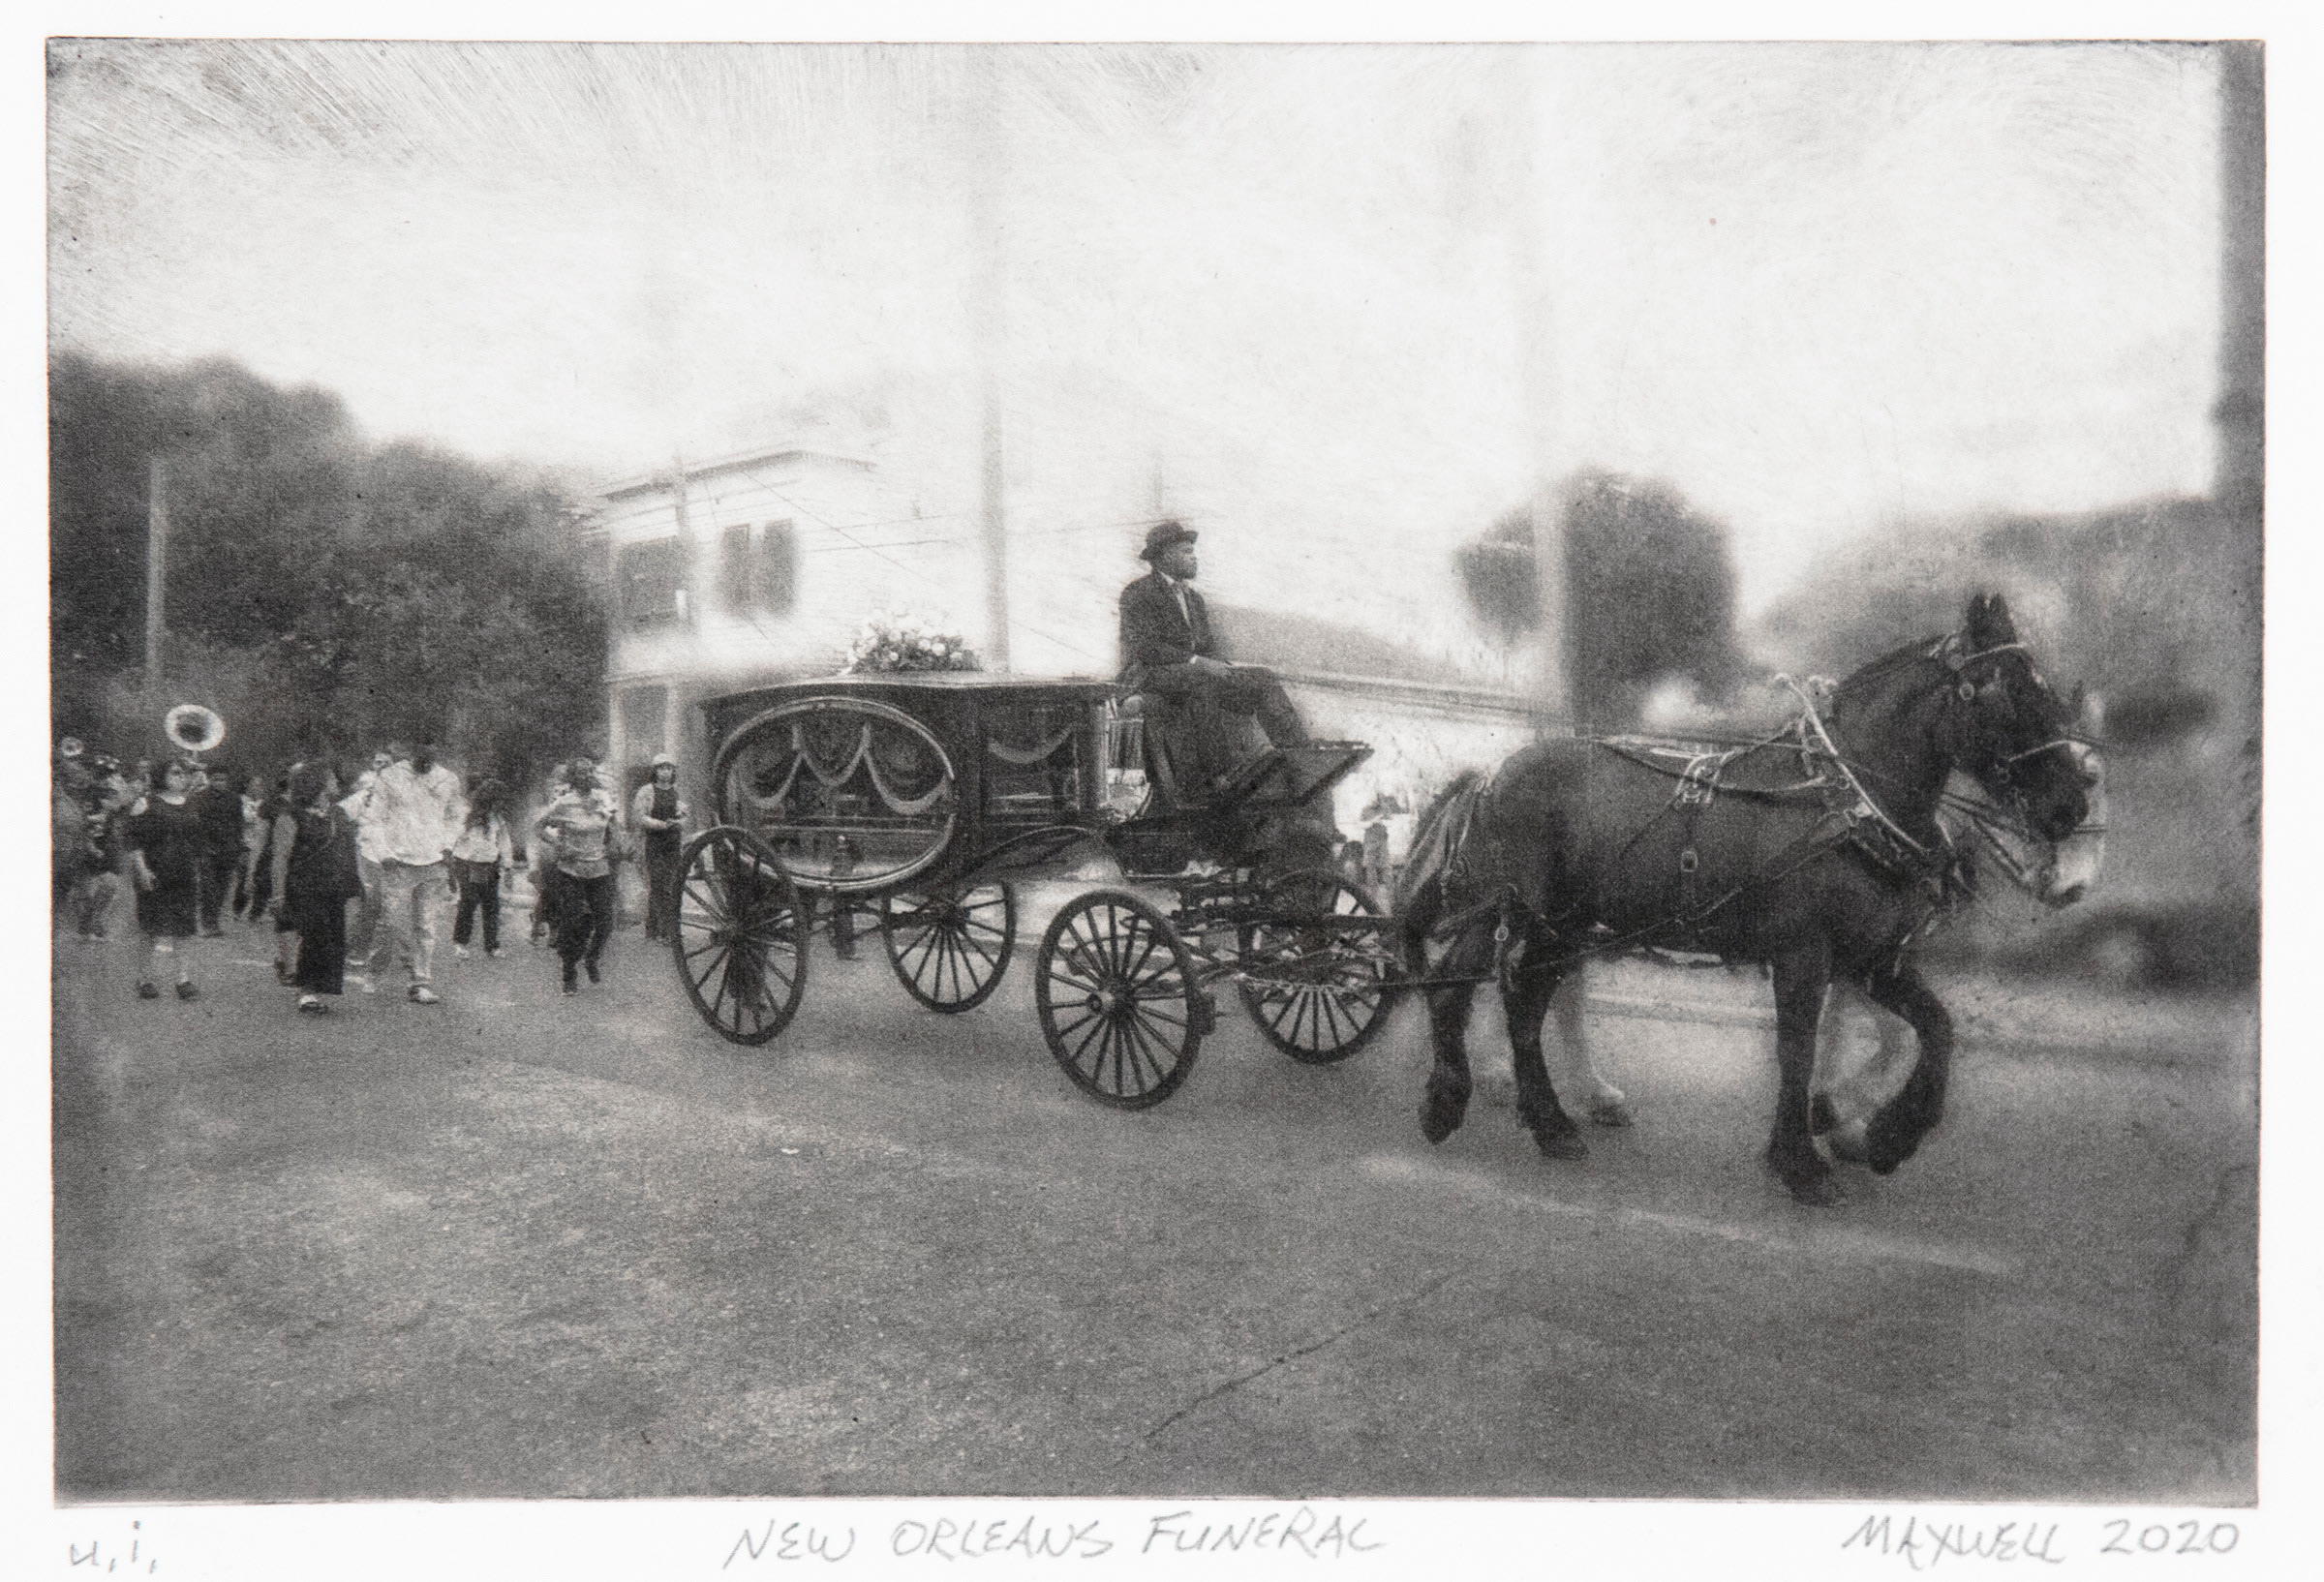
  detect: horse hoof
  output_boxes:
[1420,1092,1467,1144]
[1537,1130,1589,1161]
[1789,1174,1845,1207]
[1588,1095,1634,1129]
[1863,1118,1916,1175]
[1825,1120,1871,1165]
[1766,1148,1839,1205]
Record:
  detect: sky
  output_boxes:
[46,39,2228,646]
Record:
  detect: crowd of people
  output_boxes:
[51,734,688,1014]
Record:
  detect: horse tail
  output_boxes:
[1394,770,1487,962]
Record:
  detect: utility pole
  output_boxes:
[144,454,168,693]
[1503,48,1570,727]
[967,45,1012,671]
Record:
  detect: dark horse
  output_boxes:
[1395,593,2094,1204]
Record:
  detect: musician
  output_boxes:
[1116,521,1308,772]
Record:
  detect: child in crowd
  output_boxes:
[450,778,515,958]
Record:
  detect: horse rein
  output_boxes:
[1778,671,1942,868]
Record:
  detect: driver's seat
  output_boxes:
[1113,690,1265,812]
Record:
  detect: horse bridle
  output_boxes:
[1927,634,2081,787]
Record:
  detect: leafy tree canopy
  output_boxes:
[1455,469,1743,729]
[52,352,606,791]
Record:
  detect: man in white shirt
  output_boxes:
[344,740,466,1004]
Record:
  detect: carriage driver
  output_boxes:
[1117,520,1310,761]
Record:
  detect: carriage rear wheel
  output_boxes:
[1237,868,1405,1065]
[673,826,809,1047]
[880,882,1016,1013]
[1035,889,1207,1109]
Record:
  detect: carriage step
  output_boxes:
[1191,991,1218,1037]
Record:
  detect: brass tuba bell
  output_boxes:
[164,703,226,758]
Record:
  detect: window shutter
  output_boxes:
[721,524,753,611]
[760,520,798,615]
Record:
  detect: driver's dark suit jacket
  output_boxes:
[1116,568,1219,691]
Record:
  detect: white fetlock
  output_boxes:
[1587,1085,1634,1127]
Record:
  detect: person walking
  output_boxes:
[525,768,570,948]
[193,765,245,937]
[339,749,395,981]
[230,774,267,919]
[450,778,514,958]
[357,740,467,1005]
[534,756,623,995]
[59,768,128,941]
[251,770,298,981]
[268,762,363,1014]
[628,754,689,944]
[123,758,207,1000]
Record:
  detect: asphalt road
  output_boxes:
[51,883,2257,1503]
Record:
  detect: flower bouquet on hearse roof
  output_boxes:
[841,611,980,675]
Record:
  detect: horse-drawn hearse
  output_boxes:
[670,671,1408,1107]
[669,593,2101,1203]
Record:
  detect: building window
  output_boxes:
[721,520,798,615]
[617,538,689,626]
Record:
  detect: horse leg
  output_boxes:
[1857,958,1954,1175]
[1419,926,1490,1144]
[1765,940,1840,1205]
[1506,953,1586,1160]
[1815,982,1916,1164]
[1551,962,1633,1127]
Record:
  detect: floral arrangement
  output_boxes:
[841,611,980,674]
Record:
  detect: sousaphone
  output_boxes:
[164,703,226,761]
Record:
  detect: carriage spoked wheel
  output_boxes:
[879,882,1017,1013]
[1236,868,1406,1065]
[1035,889,1207,1109]
[673,827,809,1047]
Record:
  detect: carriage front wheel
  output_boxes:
[1035,889,1208,1109]
[1237,868,1405,1065]
[880,882,1016,1013]
[673,826,809,1047]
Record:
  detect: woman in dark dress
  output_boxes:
[268,761,364,1014]
[125,758,207,999]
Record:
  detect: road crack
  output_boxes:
[2155,1158,2256,1311]
[1124,1273,1455,1459]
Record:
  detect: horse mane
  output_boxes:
[1412,768,1485,839]
[1829,634,1944,699]
[1393,768,1487,918]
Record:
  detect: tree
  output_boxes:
[1455,470,1742,728]
[50,352,606,792]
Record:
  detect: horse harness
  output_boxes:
[1423,714,1972,990]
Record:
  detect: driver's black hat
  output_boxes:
[1139,520,1198,562]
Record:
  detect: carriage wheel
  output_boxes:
[1035,889,1206,1110]
[673,827,809,1047]
[880,882,1017,1013]
[1237,868,1405,1065]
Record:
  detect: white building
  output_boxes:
[585,440,987,799]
